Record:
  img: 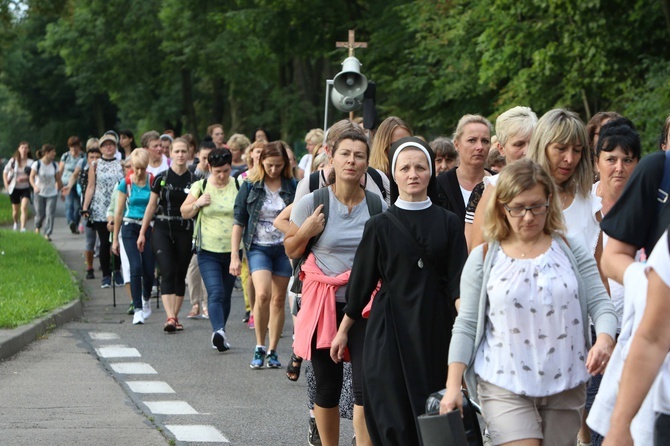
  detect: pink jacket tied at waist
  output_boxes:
[293,254,350,360]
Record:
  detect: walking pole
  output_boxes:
[155,266,160,309]
[110,231,116,307]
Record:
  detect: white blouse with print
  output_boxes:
[474,240,590,397]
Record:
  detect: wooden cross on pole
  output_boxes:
[336,29,367,57]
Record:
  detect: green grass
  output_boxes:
[0,230,80,328]
[0,195,15,225]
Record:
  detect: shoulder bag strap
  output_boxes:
[657,150,670,213]
[366,167,386,200]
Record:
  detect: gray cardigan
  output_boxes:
[449,235,618,404]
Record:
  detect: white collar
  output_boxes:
[395,197,432,211]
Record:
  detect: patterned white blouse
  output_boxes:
[474,240,591,397]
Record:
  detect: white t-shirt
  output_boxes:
[563,193,601,255]
[648,230,670,414]
[298,154,313,176]
[147,155,170,177]
[31,160,59,198]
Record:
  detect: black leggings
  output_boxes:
[311,302,367,408]
[151,221,193,296]
[92,221,121,277]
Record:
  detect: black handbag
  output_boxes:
[420,388,484,446]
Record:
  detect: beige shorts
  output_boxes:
[477,379,585,446]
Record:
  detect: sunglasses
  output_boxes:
[208,152,232,164]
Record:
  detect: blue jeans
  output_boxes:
[64,186,81,226]
[121,222,155,309]
[198,250,238,332]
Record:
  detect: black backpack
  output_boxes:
[289,187,384,294]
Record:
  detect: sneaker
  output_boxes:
[114,271,124,287]
[12,222,18,231]
[142,300,152,320]
[242,310,250,323]
[250,347,266,369]
[101,276,111,288]
[126,303,135,315]
[86,269,95,279]
[248,314,255,329]
[69,221,78,234]
[78,224,84,233]
[151,285,158,298]
[266,350,281,368]
[20,228,26,233]
[132,310,145,325]
[234,276,242,290]
[308,417,321,446]
[211,329,230,352]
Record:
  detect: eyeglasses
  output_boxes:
[208,152,232,164]
[503,202,550,217]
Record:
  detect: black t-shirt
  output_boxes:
[151,169,196,218]
[601,150,670,255]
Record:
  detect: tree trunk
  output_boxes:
[181,69,198,138]
[661,0,670,41]
[211,76,225,126]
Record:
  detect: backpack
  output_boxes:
[307,167,386,201]
[34,159,58,174]
[289,187,384,294]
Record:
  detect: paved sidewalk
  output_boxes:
[0,206,169,445]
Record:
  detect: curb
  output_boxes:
[0,297,84,361]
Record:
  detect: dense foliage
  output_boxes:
[0,0,669,156]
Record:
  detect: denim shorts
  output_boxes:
[247,243,292,277]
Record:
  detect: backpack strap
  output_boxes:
[366,167,386,200]
[657,150,670,213]
[309,170,320,192]
[363,190,383,216]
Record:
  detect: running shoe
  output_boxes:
[69,221,78,234]
[142,299,152,320]
[248,314,255,329]
[250,347,266,369]
[101,276,111,289]
[86,269,95,279]
[126,303,135,315]
[266,350,281,368]
[212,329,230,352]
[242,310,250,323]
[114,271,124,287]
[132,310,144,325]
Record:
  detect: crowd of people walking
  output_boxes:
[3,107,670,446]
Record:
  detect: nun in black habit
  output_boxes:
[330,137,468,446]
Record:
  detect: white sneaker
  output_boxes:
[142,300,152,320]
[211,329,230,352]
[132,310,145,325]
[12,223,18,231]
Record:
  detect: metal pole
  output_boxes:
[323,79,334,134]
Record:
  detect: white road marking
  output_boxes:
[88,332,120,340]
[144,401,198,415]
[95,347,141,358]
[126,381,175,394]
[165,425,229,443]
[110,362,157,374]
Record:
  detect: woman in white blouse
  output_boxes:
[441,159,617,446]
